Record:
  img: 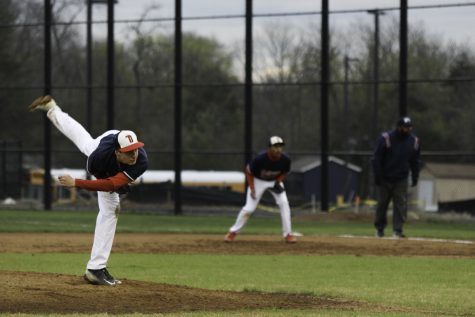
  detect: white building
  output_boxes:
[417,162,475,212]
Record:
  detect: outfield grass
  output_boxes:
[0,209,474,316]
[1,252,474,316]
[1,209,475,239]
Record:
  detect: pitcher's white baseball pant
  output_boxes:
[229,177,292,237]
[47,105,120,270]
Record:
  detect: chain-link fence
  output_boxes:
[1,1,475,213]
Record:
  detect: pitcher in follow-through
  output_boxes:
[30,95,148,286]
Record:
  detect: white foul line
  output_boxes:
[338,234,474,245]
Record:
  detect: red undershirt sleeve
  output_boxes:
[74,172,130,192]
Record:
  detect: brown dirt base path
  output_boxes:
[1,232,474,256]
[0,233,473,314]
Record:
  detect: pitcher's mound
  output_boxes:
[0,271,361,314]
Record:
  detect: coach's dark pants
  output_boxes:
[374,178,408,233]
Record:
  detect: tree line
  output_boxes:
[2,0,475,172]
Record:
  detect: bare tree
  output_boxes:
[125,3,162,123]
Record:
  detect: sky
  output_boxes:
[81,0,475,49]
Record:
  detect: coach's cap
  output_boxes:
[397,116,413,127]
[117,130,145,152]
[269,136,285,146]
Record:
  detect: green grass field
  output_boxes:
[1,209,474,317]
[1,209,474,239]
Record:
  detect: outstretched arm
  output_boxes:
[58,172,130,192]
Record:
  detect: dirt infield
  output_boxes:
[1,232,474,256]
[1,233,474,314]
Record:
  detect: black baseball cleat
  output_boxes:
[84,268,121,286]
[376,229,384,238]
[393,231,406,238]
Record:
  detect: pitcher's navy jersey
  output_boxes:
[87,133,148,180]
[250,151,291,181]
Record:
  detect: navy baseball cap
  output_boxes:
[269,136,285,146]
[397,116,413,127]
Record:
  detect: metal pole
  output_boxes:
[44,0,52,210]
[85,0,93,180]
[106,0,114,129]
[1,141,5,198]
[18,141,23,198]
[370,10,380,200]
[86,0,93,132]
[174,0,183,215]
[400,0,408,117]
[245,0,253,167]
[344,56,349,147]
[320,0,329,212]
[343,55,358,148]
[366,10,384,199]
[367,10,384,140]
[374,11,380,139]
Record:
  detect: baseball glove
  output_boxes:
[270,181,285,194]
[115,185,131,195]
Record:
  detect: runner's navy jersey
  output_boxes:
[87,133,148,181]
[250,150,291,181]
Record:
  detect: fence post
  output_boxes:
[1,141,5,199]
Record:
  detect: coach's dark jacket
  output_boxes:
[372,129,421,185]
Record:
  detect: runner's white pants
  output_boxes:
[229,178,292,237]
[47,105,120,270]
